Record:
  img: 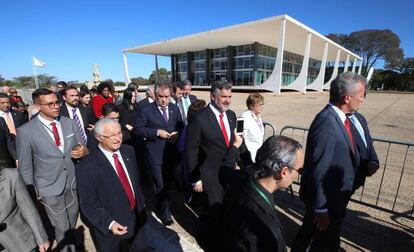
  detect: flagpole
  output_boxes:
[32,57,39,89]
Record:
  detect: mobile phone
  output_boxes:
[236,118,244,135]
[72,144,81,151]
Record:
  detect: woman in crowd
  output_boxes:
[79,89,96,125]
[240,93,265,162]
[91,81,114,119]
[117,87,139,146]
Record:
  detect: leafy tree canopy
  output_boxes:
[326,29,404,75]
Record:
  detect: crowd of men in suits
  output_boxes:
[0,71,379,252]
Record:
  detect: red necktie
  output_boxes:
[113,153,136,210]
[344,118,355,153]
[50,122,60,147]
[219,113,230,148]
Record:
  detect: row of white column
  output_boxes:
[259,18,363,94]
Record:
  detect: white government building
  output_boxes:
[122,14,363,94]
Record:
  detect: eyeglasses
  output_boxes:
[292,167,303,175]
[101,132,122,140]
[39,101,60,108]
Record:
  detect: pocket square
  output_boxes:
[66,133,75,138]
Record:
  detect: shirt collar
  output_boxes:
[329,103,347,123]
[65,103,77,112]
[38,113,59,125]
[209,102,225,117]
[98,145,121,158]
[253,179,275,207]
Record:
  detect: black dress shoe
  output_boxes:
[162,217,174,226]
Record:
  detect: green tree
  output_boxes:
[327,29,404,76]
[37,74,58,87]
[0,74,5,85]
[148,68,170,84]
[130,77,149,86]
[13,76,33,87]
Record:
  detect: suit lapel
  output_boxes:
[151,102,166,125]
[60,118,72,154]
[206,106,227,147]
[327,106,356,158]
[33,117,62,154]
[226,110,235,144]
[119,147,138,194]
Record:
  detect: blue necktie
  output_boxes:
[348,115,367,148]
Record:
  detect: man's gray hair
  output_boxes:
[182,79,192,86]
[329,72,367,104]
[253,135,302,179]
[154,83,171,95]
[94,118,120,136]
[145,85,154,97]
[210,81,232,96]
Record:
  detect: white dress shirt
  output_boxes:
[37,114,64,153]
[209,103,230,141]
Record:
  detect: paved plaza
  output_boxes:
[76,90,414,251]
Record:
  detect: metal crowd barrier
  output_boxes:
[279,125,414,220]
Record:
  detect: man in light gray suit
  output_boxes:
[17,88,88,247]
[0,168,50,252]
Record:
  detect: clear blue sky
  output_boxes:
[1,0,413,82]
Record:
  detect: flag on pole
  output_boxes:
[33,57,47,67]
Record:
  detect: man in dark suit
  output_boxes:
[219,135,304,252]
[292,72,368,251]
[76,118,147,251]
[134,83,183,226]
[60,86,94,145]
[181,80,197,119]
[136,85,155,111]
[0,92,27,136]
[350,111,379,189]
[0,117,16,169]
[186,81,236,206]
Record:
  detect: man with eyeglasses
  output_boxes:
[17,88,88,250]
[212,134,304,252]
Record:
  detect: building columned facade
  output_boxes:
[123,14,363,94]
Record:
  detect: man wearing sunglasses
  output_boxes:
[17,88,88,250]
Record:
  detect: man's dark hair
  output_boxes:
[253,135,302,179]
[57,81,68,87]
[101,102,119,116]
[127,82,139,90]
[210,81,232,96]
[61,85,78,96]
[32,88,54,104]
[0,92,8,99]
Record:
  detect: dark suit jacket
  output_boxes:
[221,174,287,252]
[10,109,28,129]
[76,145,147,249]
[186,94,197,103]
[299,105,360,213]
[136,98,151,112]
[0,118,16,168]
[60,104,93,132]
[352,112,379,189]
[186,105,237,194]
[134,102,183,166]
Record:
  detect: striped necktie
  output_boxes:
[72,108,87,145]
